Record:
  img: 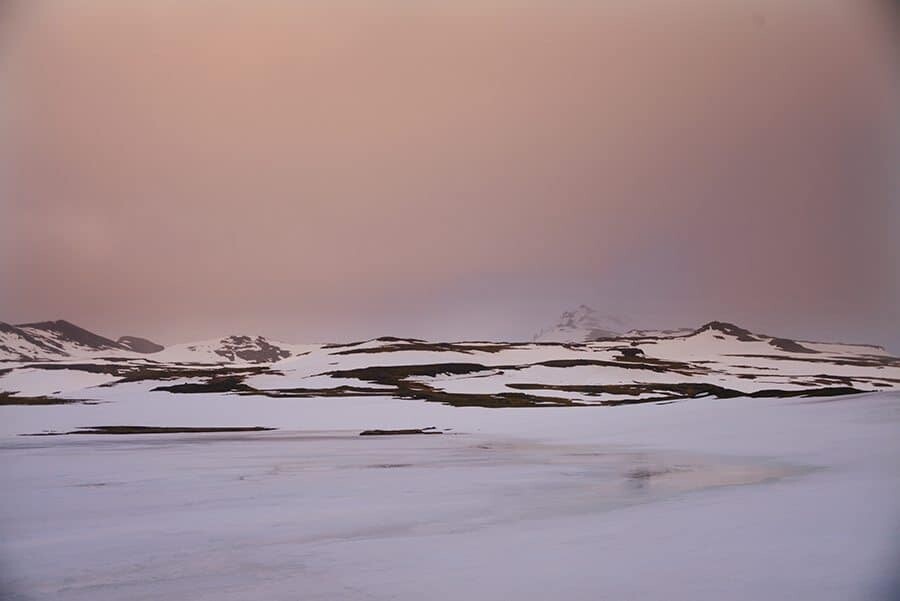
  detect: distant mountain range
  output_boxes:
[1,314,897,406]
[0,319,304,364]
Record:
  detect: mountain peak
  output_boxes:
[692,321,759,341]
[213,335,292,363]
[533,306,627,343]
[690,321,821,353]
[16,319,123,351]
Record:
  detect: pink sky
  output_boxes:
[1,1,898,347]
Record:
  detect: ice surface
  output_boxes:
[1,391,899,601]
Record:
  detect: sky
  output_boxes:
[1,1,898,348]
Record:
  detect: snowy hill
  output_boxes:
[152,335,310,364]
[533,305,627,342]
[0,320,159,361]
[1,319,896,406]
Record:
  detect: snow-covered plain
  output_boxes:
[2,389,900,601]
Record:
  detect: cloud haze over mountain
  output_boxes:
[1,1,898,348]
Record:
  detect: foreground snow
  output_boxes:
[1,391,899,600]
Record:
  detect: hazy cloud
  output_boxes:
[1,1,898,348]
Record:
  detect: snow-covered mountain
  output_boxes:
[533,305,627,342]
[0,320,159,362]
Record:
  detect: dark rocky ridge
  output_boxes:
[690,321,760,341]
[17,320,125,351]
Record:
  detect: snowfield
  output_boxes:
[1,390,900,601]
[0,368,119,397]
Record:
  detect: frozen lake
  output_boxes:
[2,392,900,600]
